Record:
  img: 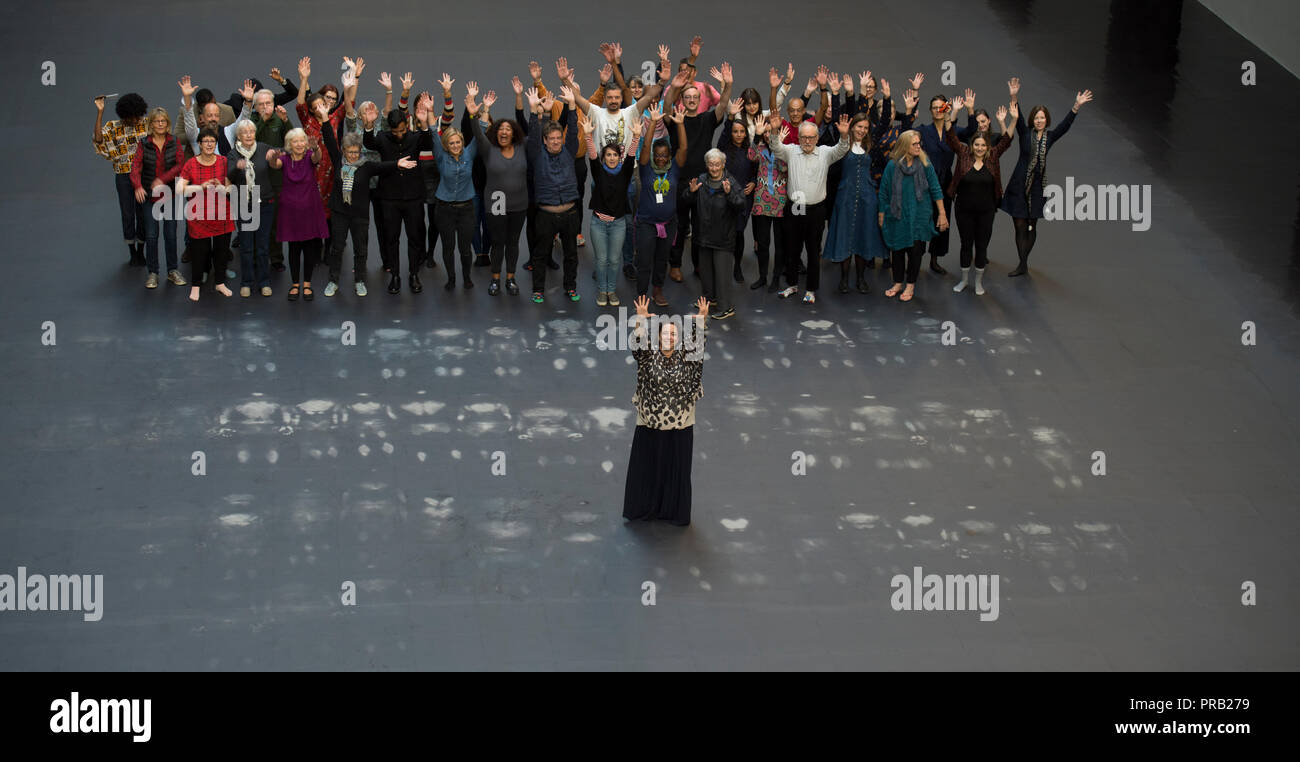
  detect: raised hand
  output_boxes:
[555,57,572,82]
[612,43,623,63]
[806,76,817,93]
[879,78,890,98]
[528,60,542,81]
[720,62,733,84]
[558,85,575,107]
[599,63,613,84]
[658,44,670,62]
[842,73,854,93]
[709,66,723,84]
[240,78,255,101]
[178,75,196,98]
[785,62,795,83]
[829,73,842,94]
[837,112,850,135]
[353,57,366,78]
[671,68,691,89]
[378,72,392,90]
[903,88,918,111]
[439,73,454,92]
[580,115,595,136]
[482,90,497,110]
[816,65,829,87]
[727,97,742,116]
[298,57,311,79]
[599,42,615,63]
[269,67,284,83]
[909,71,924,90]
[648,103,664,123]
[401,72,414,91]
[777,123,790,144]
[964,87,975,109]
[769,67,782,89]
[860,70,872,88]
[466,81,479,99]
[1007,77,1020,98]
[634,294,651,317]
[689,35,702,58]
[951,95,965,113]
[630,115,643,138]
[539,94,555,112]
[1074,89,1094,109]
[511,76,523,95]
[995,104,1008,123]
[1009,101,1019,119]
[695,295,709,318]
[525,87,540,110]
[94,95,105,111]
[670,102,686,123]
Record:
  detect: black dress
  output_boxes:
[622,319,706,526]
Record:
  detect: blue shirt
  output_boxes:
[526,108,579,206]
[637,161,679,222]
[430,127,477,202]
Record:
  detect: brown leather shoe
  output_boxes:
[668,267,683,283]
[652,286,668,307]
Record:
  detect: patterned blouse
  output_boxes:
[94,118,149,174]
[631,317,707,430]
[747,143,788,217]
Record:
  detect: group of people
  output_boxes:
[94,37,1093,317]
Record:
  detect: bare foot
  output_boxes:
[189,287,200,302]
[215,284,232,297]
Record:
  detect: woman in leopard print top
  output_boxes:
[623,295,709,526]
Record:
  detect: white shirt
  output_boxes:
[183,97,250,156]
[586,103,641,156]
[769,133,851,205]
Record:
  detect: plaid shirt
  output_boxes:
[94,119,148,174]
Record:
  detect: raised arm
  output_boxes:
[320,117,342,166]
[296,57,310,106]
[556,57,594,116]
[710,63,734,121]
[270,67,299,106]
[670,105,688,166]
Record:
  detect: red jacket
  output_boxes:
[944,127,1012,202]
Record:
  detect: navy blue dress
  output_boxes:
[1000,109,1076,219]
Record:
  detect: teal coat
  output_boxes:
[877,158,943,250]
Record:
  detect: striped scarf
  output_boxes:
[1025,129,1047,203]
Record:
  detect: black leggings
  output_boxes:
[486,209,526,276]
[955,208,995,269]
[1013,217,1037,263]
[436,200,476,281]
[751,214,783,281]
[890,241,926,284]
[188,233,231,289]
[287,238,321,284]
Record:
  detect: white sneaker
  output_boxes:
[778,286,798,299]
[355,281,368,297]
[324,281,338,297]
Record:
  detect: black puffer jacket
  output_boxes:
[679,171,746,249]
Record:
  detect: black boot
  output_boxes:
[409,272,423,293]
[733,260,744,282]
[929,254,947,275]
[462,257,474,289]
[837,263,850,294]
[129,243,145,266]
[751,275,767,290]
[387,273,401,294]
[855,257,869,293]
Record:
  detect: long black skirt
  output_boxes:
[622,425,693,526]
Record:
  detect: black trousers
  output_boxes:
[486,209,526,275]
[752,214,784,282]
[187,232,231,289]
[955,207,995,269]
[635,217,675,294]
[370,194,388,269]
[783,199,826,291]
[328,211,370,282]
[670,200,696,270]
[286,238,321,284]
[573,157,587,232]
[531,206,579,293]
[435,200,476,281]
[891,240,926,284]
[927,195,954,257]
[382,198,426,275]
[425,201,440,266]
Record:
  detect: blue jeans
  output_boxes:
[239,201,275,288]
[588,215,626,293]
[143,197,178,274]
[622,181,637,267]
[114,173,145,244]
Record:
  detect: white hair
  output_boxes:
[253,88,275,103]
[284,127,307,147]
[234,118,256,136]
[703,148,725,165]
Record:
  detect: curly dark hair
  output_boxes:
[486,118,524,146]
[115,92,147,122]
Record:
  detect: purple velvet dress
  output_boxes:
[275,150,328,242]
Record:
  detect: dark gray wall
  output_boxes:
[1200,0,1300,75]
